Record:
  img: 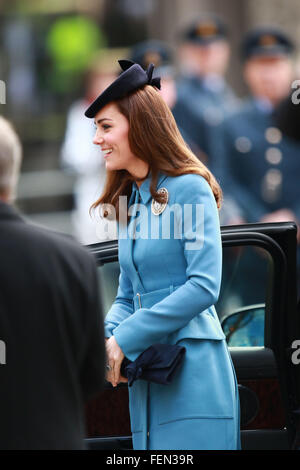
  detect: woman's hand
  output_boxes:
[105,336,128,387]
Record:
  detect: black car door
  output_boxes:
[84,222,300,450]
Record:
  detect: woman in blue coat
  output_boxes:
[85,60,240,450]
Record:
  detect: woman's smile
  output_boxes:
[102,148,113,157]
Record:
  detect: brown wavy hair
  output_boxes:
[91,84,222,220]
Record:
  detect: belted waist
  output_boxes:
[133,285,183,311]
[132,284,226,343]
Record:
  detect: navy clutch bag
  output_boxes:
[120,343,186,387]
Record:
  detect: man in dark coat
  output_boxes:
[0,116,105,450]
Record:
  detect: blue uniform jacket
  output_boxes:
[211,99,300,224]
[173,75,239,160]
[105,172,240,450]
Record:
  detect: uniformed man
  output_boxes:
[172,14,240,163]
[212,27,300,302]
[213,27,298,226]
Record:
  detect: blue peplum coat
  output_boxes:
[104,172,240,450]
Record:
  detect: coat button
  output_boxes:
[147,431,150,437]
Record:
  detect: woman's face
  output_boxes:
[93,102,147,177]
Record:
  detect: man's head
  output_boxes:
[242,28,295,105]
[0,116,22,203]
[178,15,230,77]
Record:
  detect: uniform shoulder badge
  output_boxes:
[151,187,169,215]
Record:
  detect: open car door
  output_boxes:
[85,222,300,450]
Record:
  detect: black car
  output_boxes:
[84,222,300,450]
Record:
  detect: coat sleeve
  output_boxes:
[113,174,223,361]
[104,263,134,338]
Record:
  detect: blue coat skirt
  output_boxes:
[105,173,241,450]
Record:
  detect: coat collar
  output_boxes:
[131,172,168,205]
[0,201,24,223]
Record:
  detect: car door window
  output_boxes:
[217,245,272,347]
[98,261,119,315]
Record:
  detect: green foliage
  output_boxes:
[46,15,106,93]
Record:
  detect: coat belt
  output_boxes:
[133,284,183,311]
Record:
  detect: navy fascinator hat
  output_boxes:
[84,59,161,118]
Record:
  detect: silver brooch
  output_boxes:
[151,188,169,215]
[100,203,115,220]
